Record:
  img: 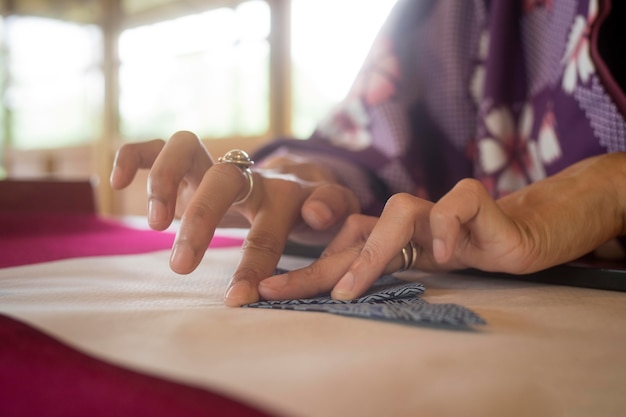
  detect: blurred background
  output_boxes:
[0,0,396,216]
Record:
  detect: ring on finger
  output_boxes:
[399,240,418,272]
[217,149,255,204]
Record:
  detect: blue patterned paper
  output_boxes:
[245,272,485,329]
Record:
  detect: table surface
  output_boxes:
[2,213,626,417]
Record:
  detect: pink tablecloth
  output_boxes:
[0,314,271,417]
[0,212,274,417]
[0,212,243,268]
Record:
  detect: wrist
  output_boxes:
[498,152,626,271]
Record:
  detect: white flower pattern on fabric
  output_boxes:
[316,35,401,152]
[317,99,372,151]
[561,0,598,94]
[470,31,490,105]
[478,105,546,195]
[538,106,562,164]
[349,37,401,107]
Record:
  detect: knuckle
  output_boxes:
[232,264,266,282]
[385,193,417,211]
[115,143,132,158]
[181,198,219,225]
[385,193,427,221]
[359,241,385,265]
[117,139,166,164]
[242,231,284,259]
[429,206,448,224]
[169,130,201,145]
[299,260,327,282]
[209,164,251,197]
[147,170,176,196]
[454,178,485,195]
[167,131,204,154]
[430,202,457,229]
[299,261,334,294]
[114,143,138,167]
[146,138,166,148]
[210,161,240,179]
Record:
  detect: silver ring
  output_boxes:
[217,149,255,204]
[399,241,417,271]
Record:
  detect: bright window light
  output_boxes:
[119,0,270,141]
[5,16,102,149]
[291,0,398,138]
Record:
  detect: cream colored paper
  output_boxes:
[1,248,626,417]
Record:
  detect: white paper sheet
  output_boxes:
[2,249,626,417]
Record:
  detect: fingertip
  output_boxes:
[432,238,449,264]
[257,274,289,300]
[303,185,359,231]
[330,271,356,301]
[302,200,334,230]
[109,166,123,188]
[169,241,198,274]
[224,280,257,307]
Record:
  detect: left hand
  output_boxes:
[111,132,360,306]
[259,153,626,301]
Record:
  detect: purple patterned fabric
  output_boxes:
[255,0,626,215]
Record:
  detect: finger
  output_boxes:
[224,178,307,307]
[110,139,165,189]
[258,246,361,300]
[147,131,212,230]
[331,193,433,300]
[321,214,378,257]
[429,178,500,265]
[301,183,360,231]
[170,162,253,275]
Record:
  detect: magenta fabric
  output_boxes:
[0,213,275,417]
[0,212,243,268]
[0,314,274,417]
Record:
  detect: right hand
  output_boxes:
[110,131,360,306]
[259,152,626,301]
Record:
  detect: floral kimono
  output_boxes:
[255,0,626,216]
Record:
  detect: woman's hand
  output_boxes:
[259,153,626,301]
[110,131,360,306]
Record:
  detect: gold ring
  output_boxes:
[217,149,255,204]
[399,241,417,272]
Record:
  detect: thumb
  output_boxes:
[429,179,497,265]
[302,184,360,230]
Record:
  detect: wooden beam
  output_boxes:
[267,0,291,138]
[97,0,121,215]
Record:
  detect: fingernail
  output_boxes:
[332,271,355,300]
[303,201,333,229]
[433,238,447,263]
[259,274,289,290]
[170,241,195,272]
[224,280,254,307]
[148,198,167,226]
[109,166,122,186]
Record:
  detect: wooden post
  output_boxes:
[97,0,121,215]
[267,0,291,138]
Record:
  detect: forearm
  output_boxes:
[497,152,626,272]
